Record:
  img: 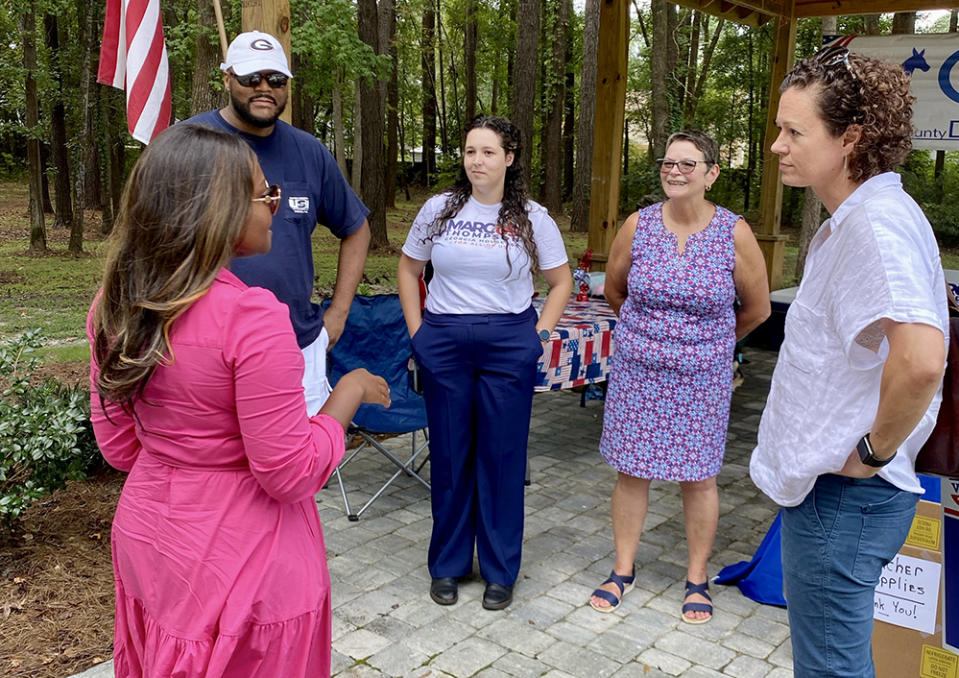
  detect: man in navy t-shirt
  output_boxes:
[186,31,370,415]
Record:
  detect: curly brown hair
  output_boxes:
[780,49,914,183]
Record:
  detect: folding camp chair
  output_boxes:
[323,295,430,521]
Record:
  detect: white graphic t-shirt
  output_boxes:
[402,194,568,315]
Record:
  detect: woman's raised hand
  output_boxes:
[320,369,391,430]
[345,368,391,408]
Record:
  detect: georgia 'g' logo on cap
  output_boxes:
[251,38,275,51]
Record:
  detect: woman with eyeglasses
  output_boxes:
[751,48,948,678]
[589,129,770,621]
[88,123,389,677]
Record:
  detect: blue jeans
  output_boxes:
[781,474,918,678]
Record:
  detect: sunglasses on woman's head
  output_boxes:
[252,184,282,215]
[231,71,289,89]
[813,45,851,69]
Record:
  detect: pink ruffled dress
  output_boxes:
[87,269,345,677]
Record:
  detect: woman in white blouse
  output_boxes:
[751,46,948,678]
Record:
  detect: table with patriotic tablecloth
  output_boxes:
[533,297,617,392]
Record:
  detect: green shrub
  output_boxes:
[0,330,100,532]
[923,202,959,249]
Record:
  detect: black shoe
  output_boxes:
[482,582,513,610]
[430,577,458,605]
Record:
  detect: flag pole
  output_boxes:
[212,0,228,60]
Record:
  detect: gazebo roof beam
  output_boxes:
[795,1,959,18]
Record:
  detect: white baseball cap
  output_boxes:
[220,31,293,78]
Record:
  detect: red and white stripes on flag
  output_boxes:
[97,0,172,144]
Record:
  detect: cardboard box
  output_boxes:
[873,499,959,678]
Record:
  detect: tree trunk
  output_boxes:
[562,2,575,202]
[191,0,222,116]
[81,0,104,212]
[436,0,449,154]
[443,25,462,148]
[332,78,348,178]
[863,14,881,36]
[690,17,723,120]
[665,1,678,117]
[650,0,669,161]
[794,15,835,281]
[40,144,55,214]
[23,2,46,252]
[380,0,398,207]
[291,52,316,135]
[569,0,599,233]
[512,0,540,186]
[464,0,478,125]
[681,11,700,124]
[44,13,77,247]
[358,0,388,248]
[74,0,96,238]
[892,11,915,35]
[421,3,437,185]
[352,85,363,191]
[540,0,569,213]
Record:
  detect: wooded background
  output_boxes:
[4,1,958,281]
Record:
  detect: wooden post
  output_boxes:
[586,0,629,269]
[241,0,293,124]
[756,6,796,291]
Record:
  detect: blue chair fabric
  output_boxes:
[322,295,430,520]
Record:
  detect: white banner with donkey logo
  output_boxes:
[825,33,959,152]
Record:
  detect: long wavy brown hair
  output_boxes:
[424,115,539,274]
[92,123,258,410]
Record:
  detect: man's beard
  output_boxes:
[230,90,286,129]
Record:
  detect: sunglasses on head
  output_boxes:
[230,71,289,89]
[813,44,852,69]
[252,184,282,215]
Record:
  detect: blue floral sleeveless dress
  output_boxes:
[600,202,737,481]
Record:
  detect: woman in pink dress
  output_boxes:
[87,123,389,677]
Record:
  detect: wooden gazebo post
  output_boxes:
[587,0,630,266]
[755,9,797,292]
[240,0,293,124]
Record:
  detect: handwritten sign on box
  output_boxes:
[874,553,941,635]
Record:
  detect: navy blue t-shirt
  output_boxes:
[184,111,369,348]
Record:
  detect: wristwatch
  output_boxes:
[538,329,551,341]
[856,433,896,468]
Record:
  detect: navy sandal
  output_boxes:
[589,568,635,613]
[681,580,713,624]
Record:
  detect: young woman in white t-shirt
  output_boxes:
[398,115,573,611]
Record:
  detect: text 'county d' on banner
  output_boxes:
[825,34,959,152]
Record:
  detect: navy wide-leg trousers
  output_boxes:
[412,306,541,587]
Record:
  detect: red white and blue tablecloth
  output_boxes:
[533,298,617,392]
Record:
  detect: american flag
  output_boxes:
[97,0,172,144]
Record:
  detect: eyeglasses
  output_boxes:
[657,159,708,175]
[230,71,289,89]
[252,184,282,215]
